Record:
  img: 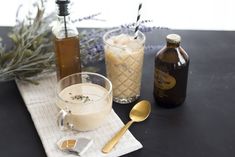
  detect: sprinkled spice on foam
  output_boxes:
[70,94,91,103]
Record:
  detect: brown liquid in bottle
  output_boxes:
[54,36,81,80]
[154,34,189,108]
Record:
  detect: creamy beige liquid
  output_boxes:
[57,83,112,131]
[104,34,144,102]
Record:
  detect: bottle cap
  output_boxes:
[56,0,70,16]
[166,34,181,44]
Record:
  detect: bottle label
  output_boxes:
[154,69,176,90]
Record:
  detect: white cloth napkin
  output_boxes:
[16,74,142,157]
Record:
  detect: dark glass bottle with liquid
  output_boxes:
[154,34,189,108]
[52,0,81,80]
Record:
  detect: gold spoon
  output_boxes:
[102,100,151,153]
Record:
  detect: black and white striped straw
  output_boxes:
[134,3,142,39]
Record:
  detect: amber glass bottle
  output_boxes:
[52,0,81,80]
[154,34,189,108]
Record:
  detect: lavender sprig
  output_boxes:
[72,13,105,23]
[79,20,168,65]
[0,0,167,83]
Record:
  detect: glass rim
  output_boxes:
[103,28,146,50]
[56,72,112,106]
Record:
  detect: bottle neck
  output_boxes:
[166,42,180,48]
[52,9,78,39]
[57,15,71,24]
[56,15,72,38]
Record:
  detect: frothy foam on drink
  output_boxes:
[56,83,112,131]
[58,83,111,114]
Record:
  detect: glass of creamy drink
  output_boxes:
[103,29,145,104]
[56,72,112,131]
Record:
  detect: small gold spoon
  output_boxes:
[102,100,151,153]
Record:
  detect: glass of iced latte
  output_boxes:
[56,72,112,131]
[103,29,145,104]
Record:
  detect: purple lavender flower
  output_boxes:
[79,20,168,66]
